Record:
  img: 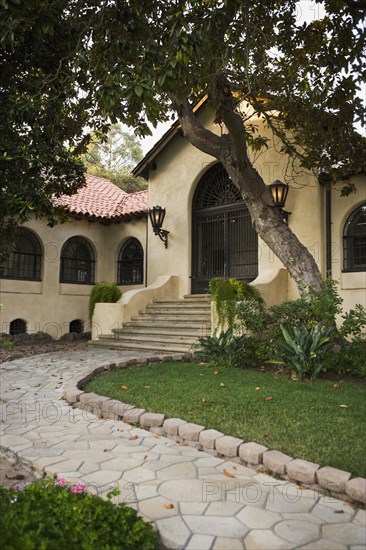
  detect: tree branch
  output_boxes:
[170,96,229,159]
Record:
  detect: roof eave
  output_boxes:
[132,95,208,179]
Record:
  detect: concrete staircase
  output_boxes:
[91,295,211,353]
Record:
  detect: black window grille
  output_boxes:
[69,319,83,333]
[60,237,95,284]
[1,229,42,281]
[343,203,366,272]
[117,238,144,285]
[192,164,258,293]
[10,319,27,335]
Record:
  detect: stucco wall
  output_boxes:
[332,177,366,312]
[0,216,147,337]
[146,108,325,302]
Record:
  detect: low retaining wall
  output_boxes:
[62,354,366,506]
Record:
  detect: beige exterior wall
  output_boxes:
[332,177,366,312]
[0,216,147,337]
[147,110,319,300]
[1,107,364,338]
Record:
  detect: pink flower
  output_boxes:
[56,477,66,486]
[70,483,86,494]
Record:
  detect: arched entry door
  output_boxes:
[191,164,258,294]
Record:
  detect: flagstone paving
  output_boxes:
[1,348,365,550]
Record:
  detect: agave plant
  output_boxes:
[194,330,248,368]
[272,323,333,380]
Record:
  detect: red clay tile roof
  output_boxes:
[57,174,148,221]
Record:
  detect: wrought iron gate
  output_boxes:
[191,164,258,294]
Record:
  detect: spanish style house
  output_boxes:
[1,109,365,350]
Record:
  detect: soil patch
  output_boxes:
[0,339,89,364]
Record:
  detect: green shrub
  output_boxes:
[271,323,332,380]
[0,478,159,550]
[0,336,14,351]
[236,278,347,340]
[89,282,122,319]
[323,338,366,378]
[339,304,366,339]
[209,277,264,332]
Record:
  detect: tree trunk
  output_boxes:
[173,95,322,294]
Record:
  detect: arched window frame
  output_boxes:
[1,228,42,281]
[117,238,144,285]
[343,203,366,272]
[60,237,95,284]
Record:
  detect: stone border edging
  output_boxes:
[62,352,366,506]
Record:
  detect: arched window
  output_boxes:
[10,319,27,335]
[1,229,42,280]
[69,319,83,333]
[192,163,258,293]
[343,203,366,272]
[60,237,95,284]
[117,238,143,285]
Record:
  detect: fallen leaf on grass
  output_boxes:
[188,411,194,415]
[333,383,340,389]
[164,503,174,509]
[129,435,139,440]
[202,398,206,403]
[214,370,220,375]
[220,382,226,388]
[264,397,273,401]
[340,404,348,408]
[223,468,236,478]
[121,385,128,390]
[144,385,151,388]
[255,387,260,391]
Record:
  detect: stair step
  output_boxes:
[91,339,193,353]
[107,332,199,344]
[92,294,211,353]
[133,314,210,323]
[146,303,210,311]
[112,326,208,336]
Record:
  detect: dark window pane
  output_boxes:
[60,237,95,284]
[1,229,42,281]
[117,238,144,285]
[343,204,366,271]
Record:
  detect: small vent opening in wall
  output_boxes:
[69,319,83,334]
[10,319,27,335]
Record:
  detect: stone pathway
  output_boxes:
[1,348,365,550]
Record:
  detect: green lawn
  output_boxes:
[84,362,366,477]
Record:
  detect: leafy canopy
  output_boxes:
[84,124,147,192]
[1,0,365,251]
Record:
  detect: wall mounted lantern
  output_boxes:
[149,205,169,248]
[269,180,290,223]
